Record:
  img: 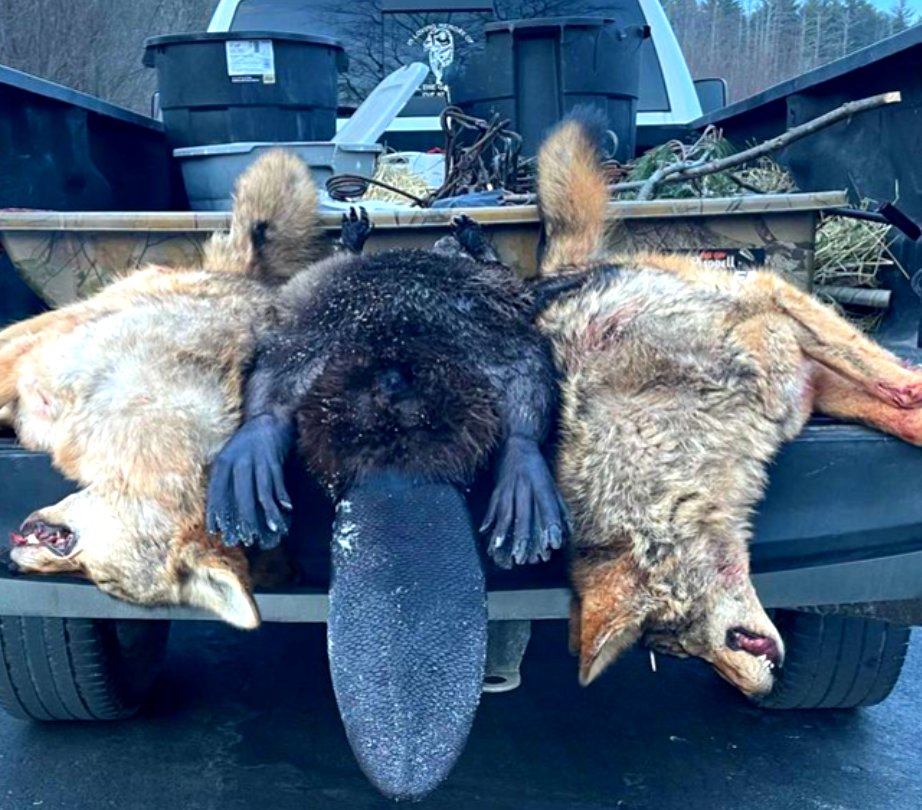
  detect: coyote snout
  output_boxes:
[11,517,78,565]
[645,578,784,698]
[8,493,259,629]
[572,547,783,696]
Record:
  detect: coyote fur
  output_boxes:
[536,109,922,697]
[0,150,319,627]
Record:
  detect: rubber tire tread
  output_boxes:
[0,616,169,721]
[755,610,910,710]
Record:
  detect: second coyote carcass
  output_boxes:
[0,150,318,626]
[535,109,922,697]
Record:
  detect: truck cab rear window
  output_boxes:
[229,0,669,112]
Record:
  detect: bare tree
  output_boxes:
[667,0,917,103]
[0,0,218,113]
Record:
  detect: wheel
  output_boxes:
[0,616,170,721]
[754,610,910,710]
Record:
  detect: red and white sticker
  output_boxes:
[691,248,766,273]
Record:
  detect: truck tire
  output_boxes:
[755,610,910,710]
[0,616,169,721]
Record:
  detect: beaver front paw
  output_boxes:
[480,435,569,568]
[339,207,374,255]
[206,414,294,548]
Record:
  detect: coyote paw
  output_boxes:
[876,379,922,409]
[480,436,569,568]
[206,414,294,548]
[339,207,373,255]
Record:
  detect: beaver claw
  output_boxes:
[206,414,294,548]
[339,207,374,255]
[451,215,500,263]
[480,435,569,568]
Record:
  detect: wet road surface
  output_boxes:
[0,621,917,810]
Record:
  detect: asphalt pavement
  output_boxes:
[0,620,917,810]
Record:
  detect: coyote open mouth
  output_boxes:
[727,626,782,669]
[10,519,77,558]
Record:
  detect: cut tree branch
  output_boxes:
[502,91,901,205]
[628,91,901,199]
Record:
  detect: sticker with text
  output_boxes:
[226,40,276,84]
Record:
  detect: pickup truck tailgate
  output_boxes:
[0,416,921,621]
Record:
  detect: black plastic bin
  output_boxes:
[0,65,183,326]
[143,31,347,148]
[453,18,649,160]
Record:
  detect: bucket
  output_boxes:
[144,31,346,148]
[452,18,649,160]
[173,141,382,211]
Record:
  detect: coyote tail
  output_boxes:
[536,107,612,275]
[203,149,320,283]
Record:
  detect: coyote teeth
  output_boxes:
[757,653,776,672]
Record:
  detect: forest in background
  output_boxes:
[665,0,918,100]
[0,0,217,112]
[0,0,917,112]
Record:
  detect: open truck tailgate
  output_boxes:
[1,415,921,622]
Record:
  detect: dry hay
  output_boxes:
[814,211,902,287]
[813,209,906,332]
[732,158,796,194]
[361,154,432,204]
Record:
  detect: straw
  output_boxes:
[361,154,432,205]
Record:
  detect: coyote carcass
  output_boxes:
[0,150,318,626]
[536,109,922,696]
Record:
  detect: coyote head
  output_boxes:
[8,491,259,629]
[572,549,783,697]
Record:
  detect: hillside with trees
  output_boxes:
[0,0,217,112]
[664,0,918,101]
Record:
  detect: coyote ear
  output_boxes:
[578,608,643,686]
[183,563,260,630]
[572,554,645,686]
